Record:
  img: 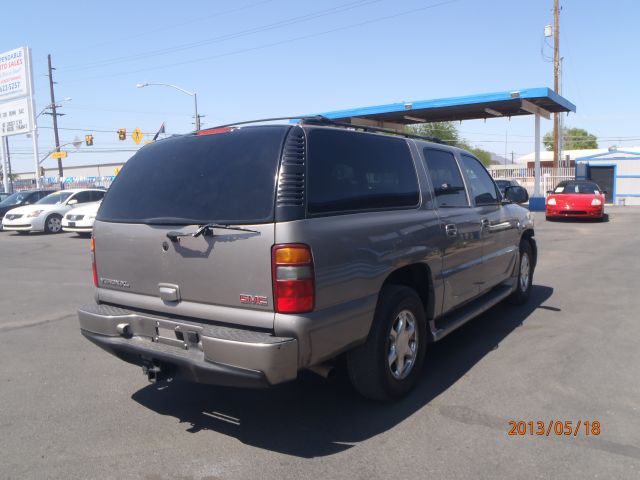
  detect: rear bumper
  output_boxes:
[78,304,298,387]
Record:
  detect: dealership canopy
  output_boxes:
[305,87,576,209]
[309,87,575,126]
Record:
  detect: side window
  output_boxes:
[423,148,469,208]
[460,155,499,205]
[72,191,93,204]
[91,191,105,202]
[307,130,420,214]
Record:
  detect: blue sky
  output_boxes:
[3,0,639,173]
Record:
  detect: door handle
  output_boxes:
[445,224,458,237]
[481,218,490,229]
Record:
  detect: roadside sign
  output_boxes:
[0,97,32,136]
[131,128,143,145]
[0,47,30,102]
[51,151,67,159]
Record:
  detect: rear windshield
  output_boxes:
[554,182,600,194]
[98,126,288,224]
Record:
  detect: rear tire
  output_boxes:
[507,240,533,305]
[347,285,427,402]
[44,214,62,234]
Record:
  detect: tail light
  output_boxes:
[90,236,98,287]
[272,244,314,314]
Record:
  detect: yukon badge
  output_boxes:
[100,277,131,289]
[239,294,268,306]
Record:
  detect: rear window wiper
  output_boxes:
[166,223,260,242]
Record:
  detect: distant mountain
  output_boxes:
[490,152,509,165]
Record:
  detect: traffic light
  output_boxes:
[118,128,126,141]
[85,134,94,146]
[39,166,45,177]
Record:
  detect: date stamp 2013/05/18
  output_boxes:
[508,420,601,437]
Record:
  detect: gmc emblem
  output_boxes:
[239,294,268,306]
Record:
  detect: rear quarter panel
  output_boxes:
[274,209,442,365]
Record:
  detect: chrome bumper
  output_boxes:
[78,304,298,387]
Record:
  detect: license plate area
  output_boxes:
[151,319,202,351]
[68,221,76,227]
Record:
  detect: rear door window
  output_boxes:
[71,191,93,204]
[90,191,105,202]
[423,148,469,208]
[98,126,289,224]
[307,129,419,214]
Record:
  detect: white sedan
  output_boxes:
[62,201,101,236]
[2,189,106,234]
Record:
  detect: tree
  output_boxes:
[543,127,598,151]
[407,122,461,146]
[0,172,19,182]
[407,121,493,166]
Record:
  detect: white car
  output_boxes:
[62,200,101,236]
[2,189,106,234]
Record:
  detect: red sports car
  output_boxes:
[546,180,605,220]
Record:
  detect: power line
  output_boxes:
[60,0,464,84]
[56,0,381,74]
[63,105,193,117]
[51,0,280,57]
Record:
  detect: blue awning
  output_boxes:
[306,87,575,125]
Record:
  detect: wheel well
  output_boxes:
[382,264,434,320]
[522,229,537,267]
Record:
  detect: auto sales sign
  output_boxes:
[0,47,30,101]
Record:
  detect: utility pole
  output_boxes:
[552,0,560,168]
[47,54,64,183]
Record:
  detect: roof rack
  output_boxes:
[200,115,446,144]
[299,116,446,144]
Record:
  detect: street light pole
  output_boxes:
[193,93,200,131]
[136,83,201,131]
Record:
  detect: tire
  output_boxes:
[44,214,63,234]
[347,285,427,402]
[507,240,534,305]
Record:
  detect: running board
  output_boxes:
[431,285,514,342]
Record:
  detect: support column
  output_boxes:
[529,112,545,211]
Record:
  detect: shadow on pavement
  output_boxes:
[132,285,554,458]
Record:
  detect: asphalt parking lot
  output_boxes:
[1,208,639,480]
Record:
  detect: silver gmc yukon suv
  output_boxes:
[78,119,536,401]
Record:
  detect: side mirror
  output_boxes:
[505,185,529,204]
[602,190,608,195]
[546,190,553,195]
[67,199,78,206]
